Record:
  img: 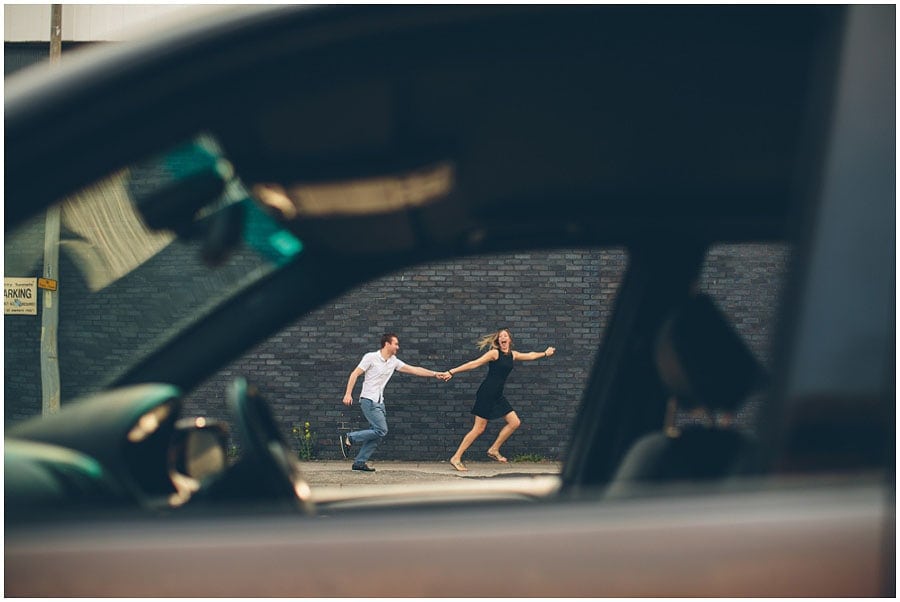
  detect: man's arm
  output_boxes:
[342,367,365,406]
[397,364,441,379]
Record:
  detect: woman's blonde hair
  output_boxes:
[477,328,513,351]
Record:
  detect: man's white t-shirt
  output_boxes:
[357,351,407,403]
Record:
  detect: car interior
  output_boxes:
[4,5,893,597]
[605,292,768,498]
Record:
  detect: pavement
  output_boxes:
[296,459,562,488]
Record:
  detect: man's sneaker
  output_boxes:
[338,433,352,459]
[351,462,375,472]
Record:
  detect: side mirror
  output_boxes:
[171,418,229,484]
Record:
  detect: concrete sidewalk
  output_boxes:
[297,459,561,487]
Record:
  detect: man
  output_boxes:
[341,332,443,471]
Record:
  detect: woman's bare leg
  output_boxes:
[487,411,521,462]
[450,417,487,469]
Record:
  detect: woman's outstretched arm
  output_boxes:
[512,346,556,361]
[443,349,498,379]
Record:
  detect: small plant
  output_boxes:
[292,421,317,460]
[227,444,240,464]
[512,453,546,463]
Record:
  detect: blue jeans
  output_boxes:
[349,398,388,464]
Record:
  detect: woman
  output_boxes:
[441,328,555,471]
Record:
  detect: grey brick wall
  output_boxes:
[700,244,789,369]
[178,244,788,462]
[5,41,93,76]
[4,222,788,463]
[181,250,627,462]
[4,219,46,422]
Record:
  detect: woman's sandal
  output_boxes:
[486,449,508,463]
[449,458,468,472]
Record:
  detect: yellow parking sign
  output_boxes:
[38,278,58,291]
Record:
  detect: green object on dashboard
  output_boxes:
[243,201,304,263]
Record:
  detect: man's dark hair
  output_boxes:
[381,333,398,348]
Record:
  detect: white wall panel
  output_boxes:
[4,5,51,41]
[5,4,210,41]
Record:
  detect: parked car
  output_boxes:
[4,5,894,596]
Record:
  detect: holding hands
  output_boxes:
[436,345,556,384]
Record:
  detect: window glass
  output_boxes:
[678,242,791,433]
[698,243,791,369]
[4,134,294,423]
[183,249,629,465]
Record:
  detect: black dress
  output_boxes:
[471,350,514,420]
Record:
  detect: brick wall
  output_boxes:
[700,244,788,363]
[5,232,787,462]
[178,245,787,462]
[181,250,627,462]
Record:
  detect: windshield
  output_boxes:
[4,134,301,419]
